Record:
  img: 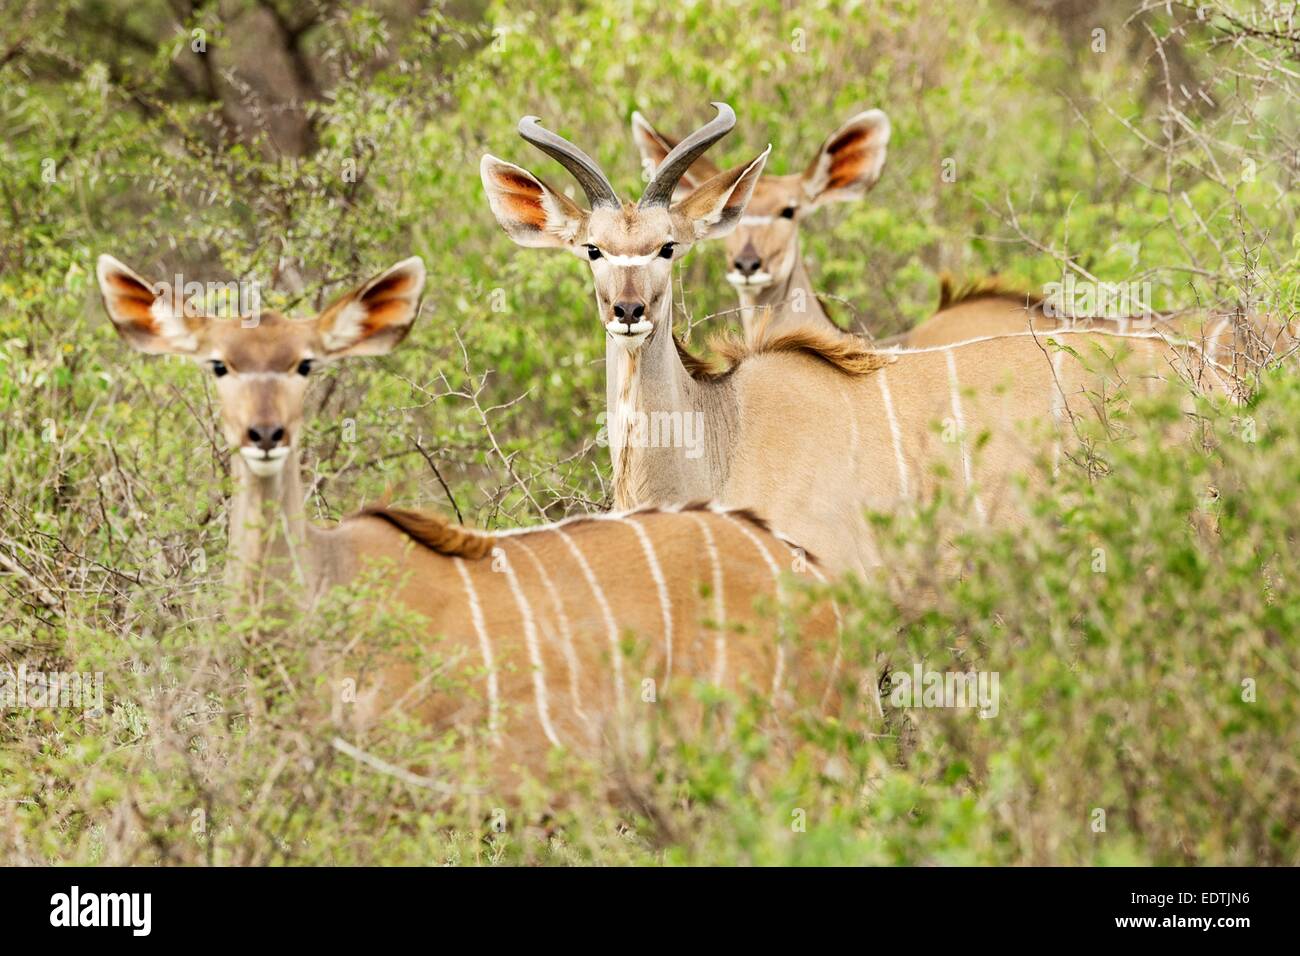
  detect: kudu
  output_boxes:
[632,107,889,344]
[483,106,1237,578]
[633,111,1292,374]
[96,255,840,784]
[900,278,1297,380]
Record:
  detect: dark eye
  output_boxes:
[210,360,228,378]
[780,206,797,219]
[297,359,313,376]
[586,245,602,260]
[659,242,675,259]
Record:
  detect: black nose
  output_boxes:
[247,424,286,451]
[612,300,646,324]
[734,254,762,276]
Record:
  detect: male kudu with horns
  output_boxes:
[481,104,1237,577]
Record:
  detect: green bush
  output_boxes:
[1,0,1297,864]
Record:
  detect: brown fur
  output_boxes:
[359,500,821,567]
[818,125,877,191]
[707,322,892,378]
[101,252,852,796]
[937,274,1045,312]
[672,335,727,379]
[356,507,496,560]
[624,500,782,542]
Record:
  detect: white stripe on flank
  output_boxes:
[881,327,1204,356]
[554,528,626,711]
[687,513,727,685]
[718,512,788,700]
[498,544,562,749]
[511,538,595,739]
[945,349,986,523]
[876,368,910,499]
[626,516,674,694]
[453,557,500,744]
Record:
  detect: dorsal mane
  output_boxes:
[357,507,495,559]
[676,501,822,567]
[718,321,892,375]
[938,274,1044,312]
[677,499,772,535]
[357,501,827,568]
[675,323,892,380]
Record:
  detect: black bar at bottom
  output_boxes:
[0,865,1285,942]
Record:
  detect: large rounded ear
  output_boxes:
[801,109,890,208]
[96,255,201,355]
[671,146,770,240]
[630,111,722,198]
[317,257,425,358]
[480,155,587,249]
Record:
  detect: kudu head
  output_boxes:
[96,255,425,478]
[481,103,769,352]
[632,108,889,294]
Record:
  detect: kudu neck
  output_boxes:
[227,448,315,605]
[737,242,834,343]
[604,293,733,510]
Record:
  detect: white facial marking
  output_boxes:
[239,445,290,477]
[600,251,666,267]
[726,270,774,288]
[605,319,653,349]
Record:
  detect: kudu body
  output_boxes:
[483,106,1236,578]
[96,255,838,784]
[901,279,1296,378]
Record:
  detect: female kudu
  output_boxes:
[95,254,841,783]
